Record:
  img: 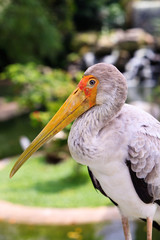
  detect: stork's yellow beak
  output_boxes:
[10,85,96,178]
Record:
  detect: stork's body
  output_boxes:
[69,103,160,224]
[10,63,160,240]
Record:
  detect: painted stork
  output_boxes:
[10,63,160,240]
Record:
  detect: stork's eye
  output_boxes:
[89,79,96,86]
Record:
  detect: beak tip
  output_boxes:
[9,173,13,179]
[9,170,15,178]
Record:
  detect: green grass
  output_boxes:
[0,156,112,208]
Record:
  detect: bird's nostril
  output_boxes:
[74,89,78,94]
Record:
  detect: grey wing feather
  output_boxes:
[128,122,160,202]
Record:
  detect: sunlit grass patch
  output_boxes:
[0,156,112,208]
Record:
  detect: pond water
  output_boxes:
[0,114,41,159]
[0,220,160,240]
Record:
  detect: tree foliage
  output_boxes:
[73,0,125,31]
[0,0,126,69]
[0,62,81,126]
[0,0,75,68]
[0,63,76,106]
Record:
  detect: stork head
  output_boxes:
[84,63,127,109]
[10,63,127,177]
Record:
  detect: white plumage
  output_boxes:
[69,104,160,220]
